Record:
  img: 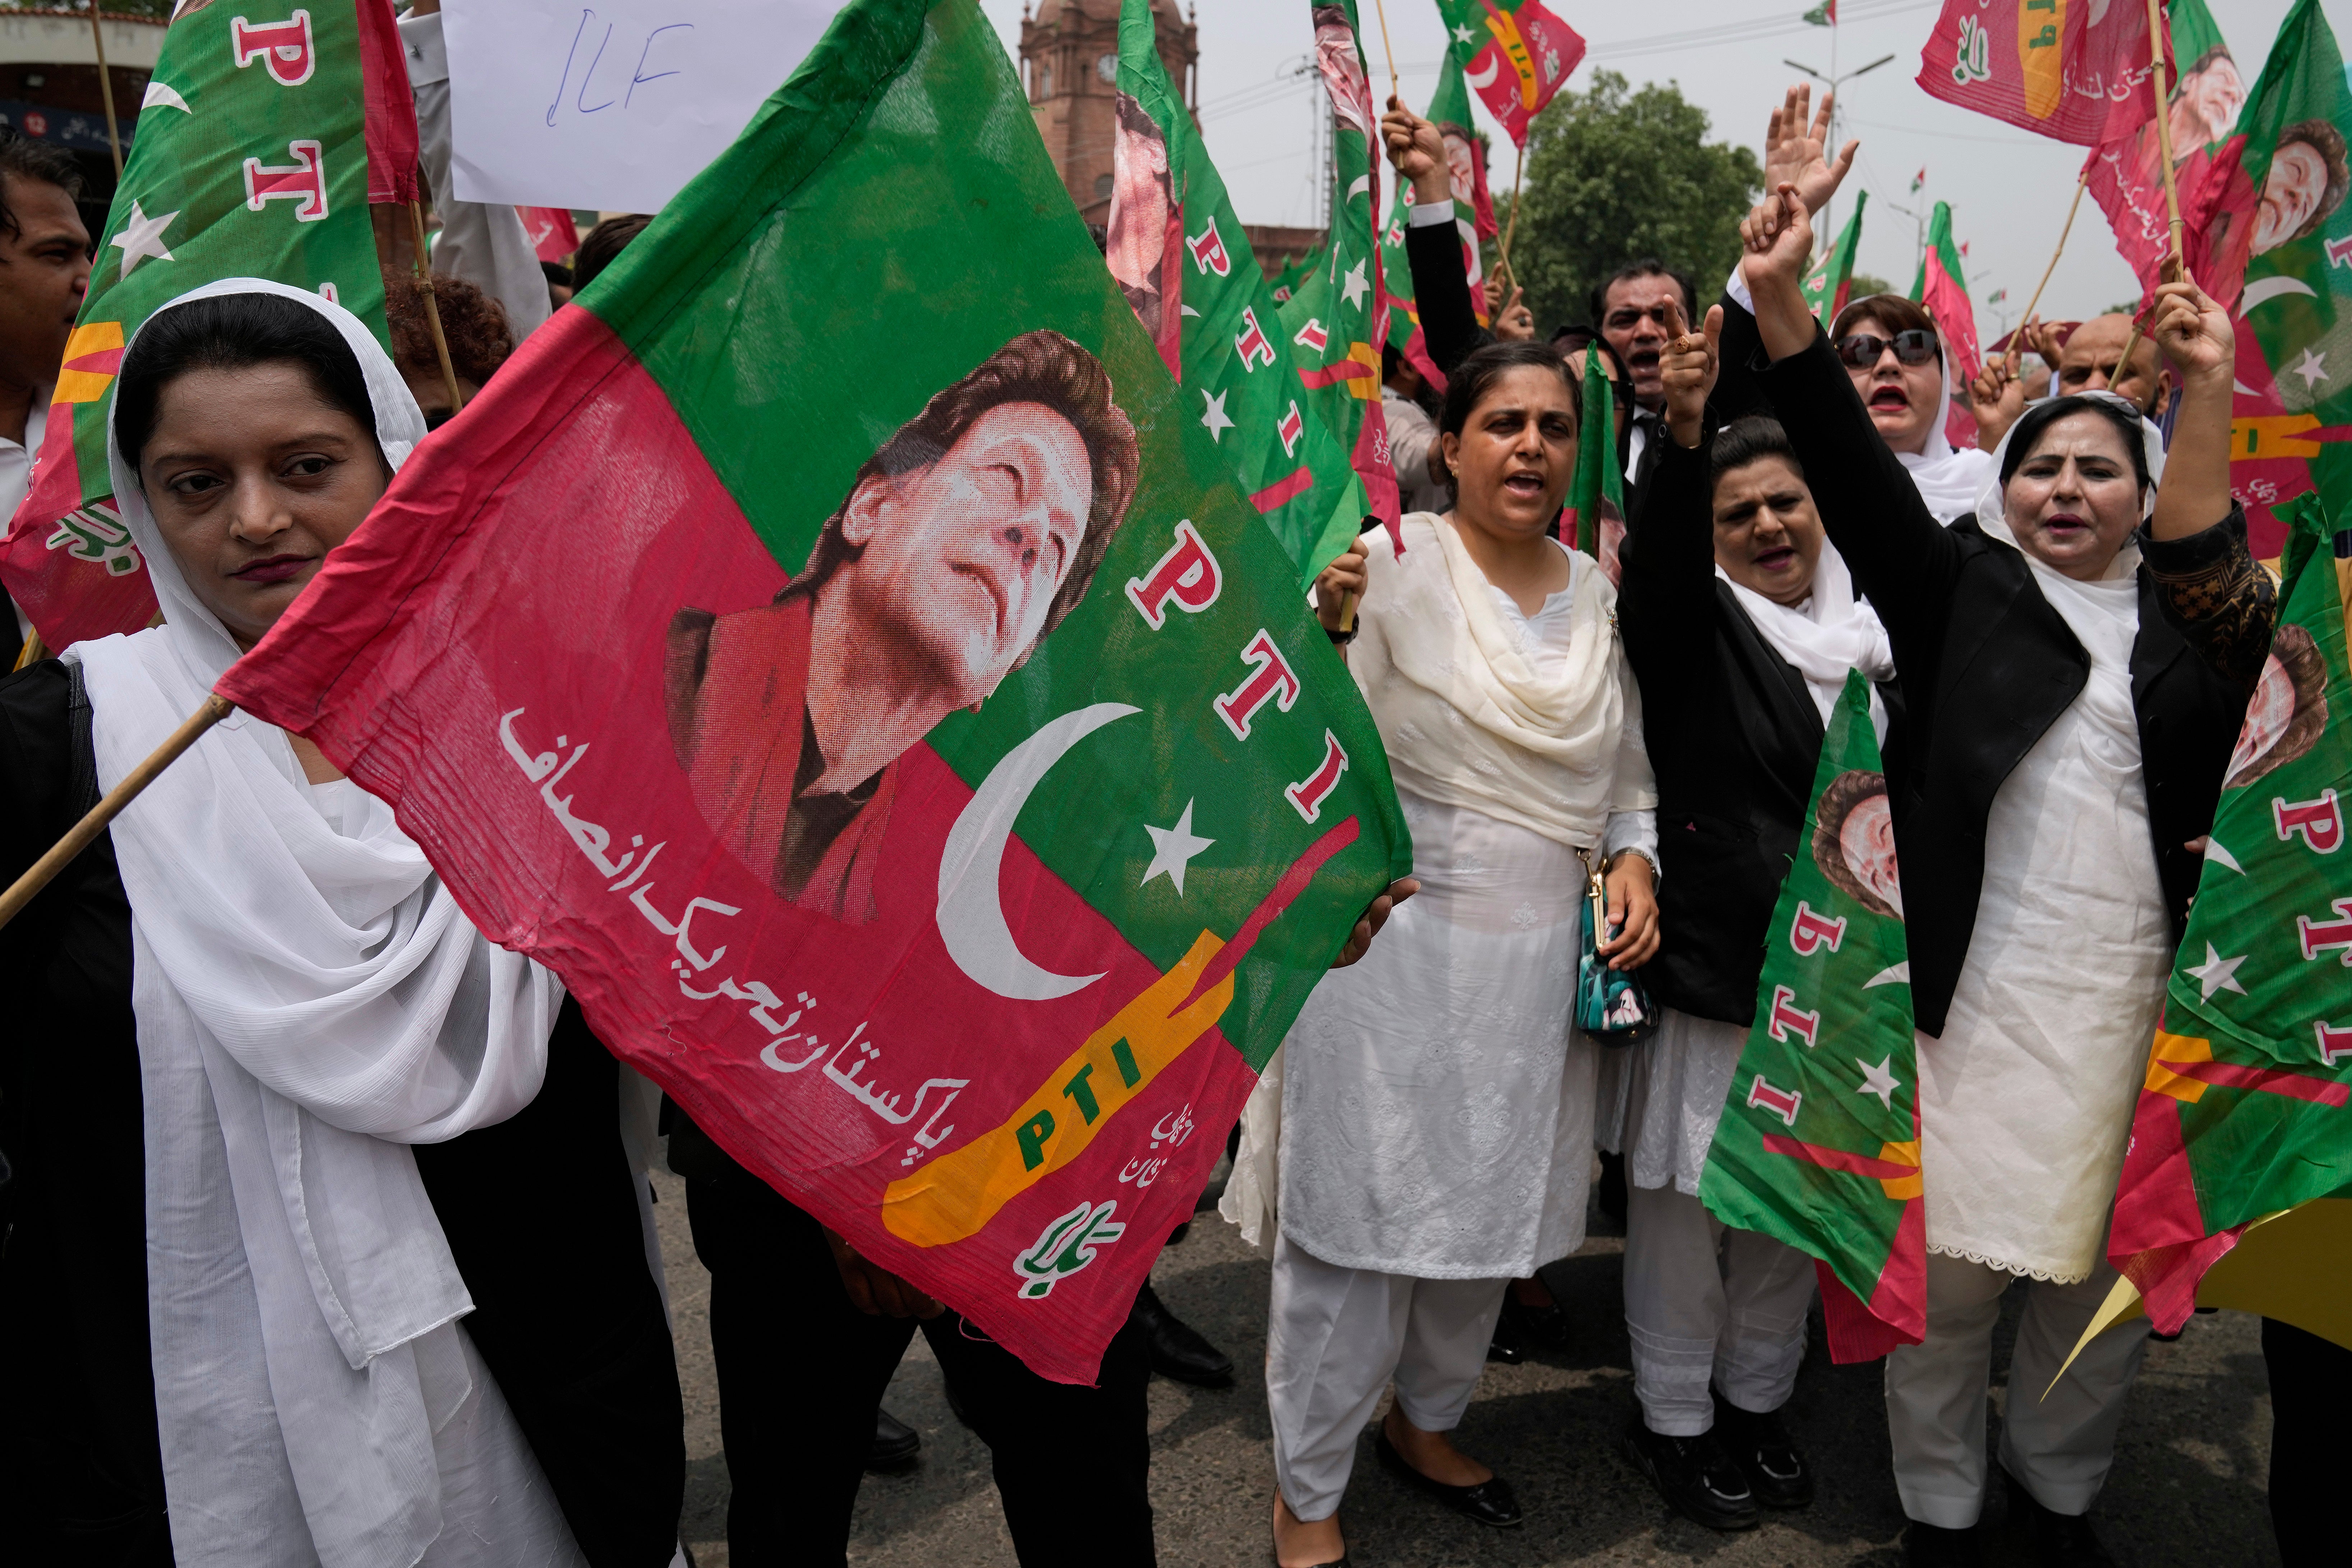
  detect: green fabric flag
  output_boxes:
[1701,672,1923,1362]
[1108,0,1363,583]
[1278,0,1399,535]
[1802,188,1868,328]
[1270,245,1322,305]
[2,0,414,650]
[2109,490,2352,1334]
[1562,344,1620,564]
[1908,200,1980,451]
[2209,0,2352,557]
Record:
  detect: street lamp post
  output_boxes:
[1780,50,1896,252]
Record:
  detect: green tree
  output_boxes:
[1501,70,1762,333]
[1847,273,1896,301]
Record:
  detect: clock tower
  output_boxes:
[1019,0,1198,223]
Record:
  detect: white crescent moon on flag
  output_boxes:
[2240,276,2317,313]
[937,702,1139,1001]
[1463,54,1499,91]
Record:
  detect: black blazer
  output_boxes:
[1619,423,1903,1025]
[1760,332,2268,1036]
[1404,215,1489,378]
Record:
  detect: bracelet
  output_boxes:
[1606,848,1655,878]
[1325,621,1358,645]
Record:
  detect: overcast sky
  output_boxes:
[978,0,2329,331]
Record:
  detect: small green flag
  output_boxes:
[1562,345,1621,564]
[1800,189,1868,328]
[1701,672,1924,1362]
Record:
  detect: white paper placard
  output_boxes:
[443,0,843,215]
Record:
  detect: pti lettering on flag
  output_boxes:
[215,0,1410,1384]
[1434,0,1586,148]
[1918,0,2169,146]
[3,0,416,651]
[1701,673,1923,1363]
[2108,492,2352,1336]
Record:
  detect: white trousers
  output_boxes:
[1623,1181,1816,1436]
[1886,1250,2150,1528]
[1266,1232,1508,1522]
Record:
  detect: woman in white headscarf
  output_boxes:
[0,280,682,1566]
[1742,173,2271,1566]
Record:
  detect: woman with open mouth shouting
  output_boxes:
[1609,297,1900,1534]
[1740,173,2274,1568]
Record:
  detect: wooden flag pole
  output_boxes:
[1368,0,1401,99]
[407,200,467,417]
[14,632,47,670]
[1495,146,1524,289]
[88,4,123,178]
[2143,0,2185,269]
[2016,168,2088,337]
[0,693,232,932]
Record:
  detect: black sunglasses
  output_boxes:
[1834,330,1939,368]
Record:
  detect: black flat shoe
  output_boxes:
[1712,1392,1813,1508]
[1498,1289,1574,1351]
[1620,1420,1759,1531]
[1903,1519,1982,1567]
[1131,1278,1235,1387]
[1485,1303,1525,1364]
[1373,1430,1524,1527]
[866,1405,920,1472]
[2004,1470,2115,1567]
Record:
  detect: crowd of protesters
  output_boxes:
[0,11,2341,1566]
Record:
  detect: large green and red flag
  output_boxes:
[1107,0,1363,584]
[2202,0,2352,558]
[2,0,415,650]
[1433,0,1586,148]
[1562,344,1622,579]
[1802,188,1868,329]
[2107,491,2352,1336]
[1280,0,1399,538]
[213,0,1410,1385]
[1426,25,1499,243]
[1372,26,1495,388]
[1917,0,2169,145]
[1701,673,1923,1364]
[1909,201,1982,452]
[2084,0,2237,309]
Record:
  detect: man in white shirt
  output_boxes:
[0,130,92,646]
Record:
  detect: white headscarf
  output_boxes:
[69,280,566,1567]
[1860,306,1997,525]
[1715,539,1894,739]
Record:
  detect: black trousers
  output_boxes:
[2264,1316,2349,1567]
[683,1154,1156,1568]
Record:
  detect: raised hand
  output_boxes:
[2148,271,2238,543]
[1380,98,1452,209]
[1741,183,1819,363]
[1763,83,1858,220]
[1314,539,1369,634]
[2149,274,2233,384]
[1661,299,1722,450]
[1968,352,2028,452]
[1491,283,1535,341]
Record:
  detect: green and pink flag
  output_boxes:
[1909,200,1982,452]
[1372,20,1496,389]
[1701,673,1923,1363]
[1280,0,1400,538]
[1801,188,1867,329]
[1107,0,1363,583]
[1432,0,1586,148]
[3,0,415,650]
[1917,0,2169,146]
[2083,0,2238,309]
[2109,491,2352,1334]
[215,0,1410,1385]
[1562,344,1621,580]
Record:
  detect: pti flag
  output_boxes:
[1428,22,1500,243]
[2206,0,2352,557]
[213,0,1410,1385]
[1802,187,1868,328]
[2108,491,2352,1336]
[1281,0,1400,540]
[1434,0,1586,148]
[2083,0,2241,309]
[1700,672,1923,1363]
[1379,187,1451,392]
[1562,345,1622,580]
[520,206,580,265]
[1107,0,1365,584]
[3,0,415,651]
[1918,0,2169,145]
[1909,201,1982,452]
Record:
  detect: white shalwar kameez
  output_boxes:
[1266,516,1655,1522]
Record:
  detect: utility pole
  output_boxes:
[1781,50,1895,253]
[1885,197,1929,286]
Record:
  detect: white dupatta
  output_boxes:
[70,280,569,1567]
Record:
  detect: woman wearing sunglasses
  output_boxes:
[1739,170,2272,1567]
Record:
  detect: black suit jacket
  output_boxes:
[1620,424,1904,1024]
[1760,332,2266,1036]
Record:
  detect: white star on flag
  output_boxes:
[1453,24,1475,45]
[1199,387,1234,443]
[1855,1056,1901,1112]
[110,200,178,280]
[1140,799,1215,896]
[2293,347,2329,389]
[1341,258,1370,310]
[2185,942,2249,1001]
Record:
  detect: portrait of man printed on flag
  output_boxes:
[1312,4,1374,137]
[1814,770,1901,919]
[665,331,1141,922]
[1104,93,1182,366]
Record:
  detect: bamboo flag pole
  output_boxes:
[1368,0,1401,99]
[1495,146,1525,288]
[2143,0,2185,269]
[0,693,232,932]
[2015,168,2089,341]
[88,4,122,178]
[14,632,47,671]
[1340,0,1403,637]
[406,200,467,417]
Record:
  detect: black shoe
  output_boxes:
[1500,1287,1574,1350]
[2005,1471,2115,1566]
[1486,1302,1525,1364]
[1903,1520,1982,1567]
[866,1405,920,1472]
[1131,1278,1235,1388]
[1711,1392,1813,1509]
[1373,1429,1524,1527]
[1620,1421,1759,1531]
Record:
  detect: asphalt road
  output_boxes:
[649,1156,2280,1568]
